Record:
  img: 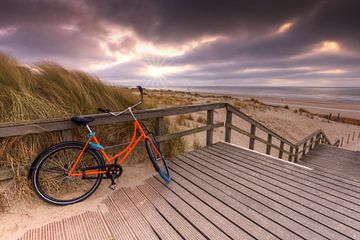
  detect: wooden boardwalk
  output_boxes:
[20,142,360,240]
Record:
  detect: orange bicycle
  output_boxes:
[29,86,171,205]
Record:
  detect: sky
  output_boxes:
[0,0,359,87]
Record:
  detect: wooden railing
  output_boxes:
[224,105,333,162]
[0,102,335,181]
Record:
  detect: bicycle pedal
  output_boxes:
[109,183,116,190]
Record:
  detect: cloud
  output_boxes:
[0,0,359,86]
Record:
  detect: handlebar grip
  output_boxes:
[98,108,110,113]
[137,85,143,95]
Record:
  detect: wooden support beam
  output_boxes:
[155,117,165,153]
[294,147,299,162]
[288,146,294,161]
[278,141,284,159]
[206,109,214,146]
[249,124,256,150]
[225,110,232,143]
[266,134,272,155]
[302,142,307,157]
[309,137,314,150]
[61,129,72,141]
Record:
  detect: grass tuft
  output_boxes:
[0,52,184,209]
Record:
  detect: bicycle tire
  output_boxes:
[30,141,104,205]
[145,139,171,182]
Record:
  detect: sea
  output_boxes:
[165,86,360,103]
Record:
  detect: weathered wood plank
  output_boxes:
[156,122,223,142]
[224,109,232,143]
[206,109,214,146]
[266,134,272,155]
[278,141,284,159]
[155,117,165,153]
[249,124,256,150]
[227,104,296,147]
[0,103,226,138]
[174,149,348,239]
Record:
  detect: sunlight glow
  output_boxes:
[277,22,294,33]
[143,65,187,79]
[318,41,340,53]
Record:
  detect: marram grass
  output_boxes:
[0,52,184,209]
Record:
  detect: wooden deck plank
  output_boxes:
[109,188,159,240]
[137,181,207,240]
[123,186,183,240]
[168,168,279,240]
[81,211,112,240]
[146,176,250,240]
[101,197,137,240]
[217,142,360,195]
[19,143,360,240]
[171,157,327,240]
[189,148,360,236]
[204,146,360,215]
[214,144,360,204]
[144,178,232,240]
[171,158,309,240]
[62,215,89,240]
[177,149,354,240]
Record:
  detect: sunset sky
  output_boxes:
[0,0,359,87]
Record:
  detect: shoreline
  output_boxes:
[188,91,360,119]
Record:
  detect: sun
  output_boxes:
[145,65,172,78]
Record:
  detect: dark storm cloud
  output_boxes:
[87,0,320,43]
[0,0,359,86]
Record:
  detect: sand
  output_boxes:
[1,89,360,239]
[0,164,155,240]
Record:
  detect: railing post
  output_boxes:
[249,124,256,150]
[266,134,272,155]
[352,131,355,141]
[155,117,165,153]
[206,109,214,146]
[341,136,344,147]
[278,141,284,159]
[347,134,350,144]
[288,146,293,161]
[294,147,299,162]
[309,137,314,150]
[61,129,72,141]
[302,142,307,157]
[225,109,232,143]
[314,133,320,146]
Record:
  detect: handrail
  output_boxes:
[0,102,226,138]
[0,101,337,181]
[226,104,296,147]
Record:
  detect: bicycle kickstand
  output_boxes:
[109,176,116,190]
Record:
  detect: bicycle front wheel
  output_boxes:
[30,141,104,205]
[145,139,171,182]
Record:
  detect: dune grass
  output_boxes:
[0,52,184,209]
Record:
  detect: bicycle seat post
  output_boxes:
[85,124,93,133]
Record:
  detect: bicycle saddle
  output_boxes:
[71,116,95,125]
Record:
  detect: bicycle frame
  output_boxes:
[68,120,159,177]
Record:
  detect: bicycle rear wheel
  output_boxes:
[30,141,104,205]
[145,138,171,182]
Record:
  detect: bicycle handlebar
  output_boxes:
[97,108,110,113]
[98,86,144,116]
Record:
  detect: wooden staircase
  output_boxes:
[19,142,360,240]
[299,144,360,181]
